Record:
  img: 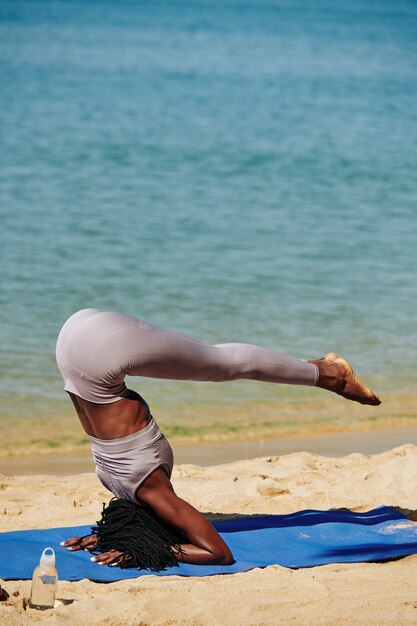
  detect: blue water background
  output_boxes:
[1,0,416,421]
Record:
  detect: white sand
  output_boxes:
[2,444,417,625]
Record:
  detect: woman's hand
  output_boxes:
[60,534,130,566]
[60,535,98,551]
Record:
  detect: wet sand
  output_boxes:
[2,426,417,475]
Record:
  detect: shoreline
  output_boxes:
[2,425,417,476]
[2,404,417,463]
[1,389,415,462]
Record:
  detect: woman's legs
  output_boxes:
[123,317,379,405]
[57,309,380,405]
[57,309,318,403]
[122,317,318,386]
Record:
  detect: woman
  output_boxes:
[56,308,380,567]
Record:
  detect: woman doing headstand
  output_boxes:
[56,308,380,567]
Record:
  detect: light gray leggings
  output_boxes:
[56,308,319,404]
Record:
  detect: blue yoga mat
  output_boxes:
[1,506,417,582]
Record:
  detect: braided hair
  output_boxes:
[89,498,184,571]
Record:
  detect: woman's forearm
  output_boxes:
[172,541,233,565]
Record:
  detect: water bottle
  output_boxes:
[29,547,58,610]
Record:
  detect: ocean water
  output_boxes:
[0,0,416,425]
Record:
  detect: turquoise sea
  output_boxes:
[1,0,416,427]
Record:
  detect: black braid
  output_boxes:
[89,498,184,571]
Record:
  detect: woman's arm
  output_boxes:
[137,468,234,565]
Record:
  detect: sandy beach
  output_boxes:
[2,443,417,625]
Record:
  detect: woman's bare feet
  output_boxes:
[60,534,130,566]
[309,352,381,406]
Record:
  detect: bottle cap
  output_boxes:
[39,547,55,568]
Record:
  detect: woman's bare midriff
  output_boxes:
[69,390,150,439]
